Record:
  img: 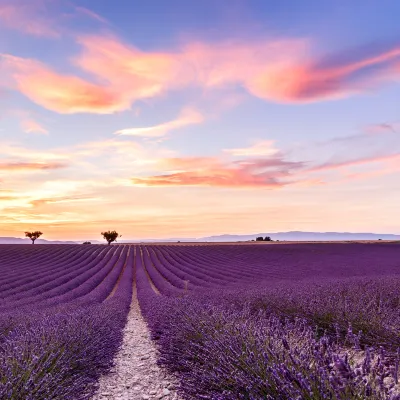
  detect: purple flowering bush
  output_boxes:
[0,245,133,399]
[135,243,400,399]
[141,279,400,399]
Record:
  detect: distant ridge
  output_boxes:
[0,237,84,244]
[198,231,400,242]
[1,231,399,244]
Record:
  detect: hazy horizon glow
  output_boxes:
[0,0,399,240]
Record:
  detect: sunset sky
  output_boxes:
[0,0,399,240]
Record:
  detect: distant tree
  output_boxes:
[256,236,264,241]
[264,236,272,242]
[25,231,43,244]
[101,230,121,245]
[83,241,91,245]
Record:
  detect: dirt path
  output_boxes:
[93,289,180,399]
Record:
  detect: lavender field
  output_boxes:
[1,242,400,399]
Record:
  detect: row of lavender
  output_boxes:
[0,245,134,399]
[142,243,400,289]
[136,243,400,399]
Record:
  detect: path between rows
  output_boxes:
[94,285,180,400]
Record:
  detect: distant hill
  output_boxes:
[2,231,399,245]
[199,231,400,242]
[0,237,97,244]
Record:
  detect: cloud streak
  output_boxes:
[224,140,279,157]
[74,6,109,25]
[114,107,203,137]
[308,153,400,173]
[131,156,305,188]
[0,161,67,171]
[0,0,59,37]
[0,0,110,37]
[21,119,48,134]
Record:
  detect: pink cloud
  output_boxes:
[247,46,400,102]
[365,122,398,134]
[21,119,48,134]
[3,32,400,114]
[132,156,304,188]
[75,36,308,103]
[75,35,400,105]
[0,1,110,37]
[0,0,59,37]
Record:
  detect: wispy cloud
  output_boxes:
[0,161,67,171]
[318,121,399,147]
[74,6,109,25]
[365,122,398,134]
[0,0,59,38]
[114,108,203,137]
[0,0,110,37]
[30,195,101,207]
[308,153,400,173]
[224,140,279,157]
[131,155,305,188]
[20,118,48,134]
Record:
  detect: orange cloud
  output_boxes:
[75,35,307,103]
[3,33,400,114]
[0,195,20,201]
[1,55,131,114]
[75,35,400,105]
[21,119,48,134]
[114,107,203,137]
[75,35,186,99]
[30,195,100,207]
[0,161,67,171]
[132,156,304,188]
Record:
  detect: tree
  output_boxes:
[83,241,91,245]
[25,231,43,244]
[264,236,272,242]
[256,236,264,241]
[101,230,121,245]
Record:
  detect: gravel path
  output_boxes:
[94,294,180,400]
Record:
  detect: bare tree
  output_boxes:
[25,231,43,244]
[101,230,121,245]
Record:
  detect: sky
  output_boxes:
[0,0,399,241]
